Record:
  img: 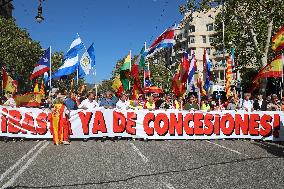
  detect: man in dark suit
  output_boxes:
[253,94,267,111]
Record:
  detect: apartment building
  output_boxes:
[172,7,228,86]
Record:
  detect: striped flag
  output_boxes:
[225,55,233,98]
[30,47,50,80]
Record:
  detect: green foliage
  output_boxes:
[97,79,113,95]
[181,0,284,92]
[0,17,42,92]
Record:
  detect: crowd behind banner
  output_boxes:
[2,89,284,113]
[1,89,284,145]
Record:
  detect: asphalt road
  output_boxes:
[0,139,283,189]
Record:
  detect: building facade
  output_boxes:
[172,7,227,86]
[0,0,13,19]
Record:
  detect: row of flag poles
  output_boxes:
[21,23,284,99]
[29,34,96,95]
[112,25,214,98]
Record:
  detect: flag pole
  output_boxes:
[76,33,88,86]
[49,46,52,97]
[280,53,284,100]
[129,50,132,91]
[144,42,146,88]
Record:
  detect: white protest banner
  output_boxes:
[0,106,283,141]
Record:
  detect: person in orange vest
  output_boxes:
[51,96,71,145]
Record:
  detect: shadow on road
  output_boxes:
[252,141,284,157]
[4,156,283,189]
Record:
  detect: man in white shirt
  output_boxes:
[116,94,129,111]
[78,92,99,110]
[240,93,254,112]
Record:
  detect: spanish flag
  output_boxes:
[14,92,45,107]
[250,55,283,91]
[272,26,284,52]
[257,55,282,78]
[2,68,17,94]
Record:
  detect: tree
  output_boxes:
[180,0,284,93]
[97,79,113,95]
[0,17,42,92]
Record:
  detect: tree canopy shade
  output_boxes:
[0,18,43,92]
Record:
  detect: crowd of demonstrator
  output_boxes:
[22,90,281,112]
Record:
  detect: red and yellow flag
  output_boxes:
[250,55,283,91]
[225,56,233,98]
[14,92,45,107]
[34,82,40,93]
[2,68,17,95]
[40,80,45,94]
[272,26,284,52]
[258,55,282,78]
[112,74,124,97]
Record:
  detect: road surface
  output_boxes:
[0,139,283,189]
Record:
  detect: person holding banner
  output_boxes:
[253,94,267,111]
[267,94,281,111]
[100,91,116,109]
[239,93,253,112]
[160,95,173,109]
[184,95,199,111]
[116,94,130,110]
[145,96,156,110]
[78,92,99,110]
[51,97,71,145]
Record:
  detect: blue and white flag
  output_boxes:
[51,35,84,79]
[78,43,95,78]
[203,48,212,92]
[188,51,197,92]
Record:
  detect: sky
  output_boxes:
[13,0,185,84]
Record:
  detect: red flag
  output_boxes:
[179,52,189,83]
[131,64,142,100]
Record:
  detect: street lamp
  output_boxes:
[35,0,44,23]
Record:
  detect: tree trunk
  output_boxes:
[259,19,273,96]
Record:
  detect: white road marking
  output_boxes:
[1,142,49,189]
[206,140,249,157]
[129,143,149,163]
[0,141,43,183]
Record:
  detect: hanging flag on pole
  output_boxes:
[2,68,17,95]
[137,46,146,70]
[144,62,152,87]
[30,47,51,80]
[120,52,131,91]
[51,35,84,79]
[78,43,96,78]
[225,53,233,98]
[179,52,190,83]
[251,55,283,92]
[272,25,284,52]
[187,51,197,92]
[112,74,124,97]
[203,48,212,93]
[146,26,176,55]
